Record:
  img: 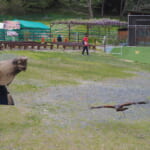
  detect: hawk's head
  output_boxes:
[12,56,28,73]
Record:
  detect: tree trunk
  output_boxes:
[120,0,124,17]
[101,0,105,17]
[120,0,127,17]
[134,0,142,11]
[87,0,93,18]
[69,0,72,4]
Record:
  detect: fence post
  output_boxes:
[103,36,106,53]
[68,24,71,41]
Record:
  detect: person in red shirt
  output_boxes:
[82,34,89,55]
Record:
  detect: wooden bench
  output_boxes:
[9,41,40,49]
[49,42,96,50]
[0,44,3,50]
[0,41,53,50]
[37,43,53,50]
[0,41,10,49]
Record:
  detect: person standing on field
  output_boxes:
[82,34,89,55]
[57,34,62,42]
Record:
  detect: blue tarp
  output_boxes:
[13,20,50,29]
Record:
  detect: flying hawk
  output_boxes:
[90,101,148,112]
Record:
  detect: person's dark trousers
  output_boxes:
[82,46,89,55]
[0,85,8,105]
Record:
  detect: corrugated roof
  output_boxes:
[14,20,50,29]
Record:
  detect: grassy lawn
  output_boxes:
[0,50,141,93]
[112,46,150,64]
[0,50,150,150]
[0,106,150,150]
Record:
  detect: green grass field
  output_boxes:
[0,50,142,93]
[0,50,150,150]
[0,106,150,150]
[112,46,150,64]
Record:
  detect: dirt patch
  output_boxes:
[15,71,150,126]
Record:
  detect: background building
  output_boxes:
[128,12,150,46]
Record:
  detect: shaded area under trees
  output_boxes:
[0,0,149,17]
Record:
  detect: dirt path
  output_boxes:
[15,71,150,127]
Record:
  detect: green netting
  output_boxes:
[0,20,50,41]
[18,29,50,41]
[0,29,5,41]
[0,29,50,41]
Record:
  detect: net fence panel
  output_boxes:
[128,15,150,46]
[0,29,50,42]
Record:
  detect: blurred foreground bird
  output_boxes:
[90,101,149,112]
[0,56,28,105]
[0,56,27,86]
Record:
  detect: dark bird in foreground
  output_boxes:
[90,101,149,112]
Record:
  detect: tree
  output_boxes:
[24,0,54,13]
[87,0,93,18]
[0,0,9,15]
[0,0,25,15]
[9,0,25,14]
[119,0,149,16]
[101,0,105,16]
[1,0,149,17]
[120,0,127,17]
[92,0,106,17]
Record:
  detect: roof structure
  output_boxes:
[14,20,50,29]
[128,11,150,15]
[51,19,127,40]
[51,19,127,26]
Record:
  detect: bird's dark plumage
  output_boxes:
[90,101,149,112]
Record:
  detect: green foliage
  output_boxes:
[0,0,25,15]
[0,0,9,15]
[0,0,149,18]
[25,0,54,13]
